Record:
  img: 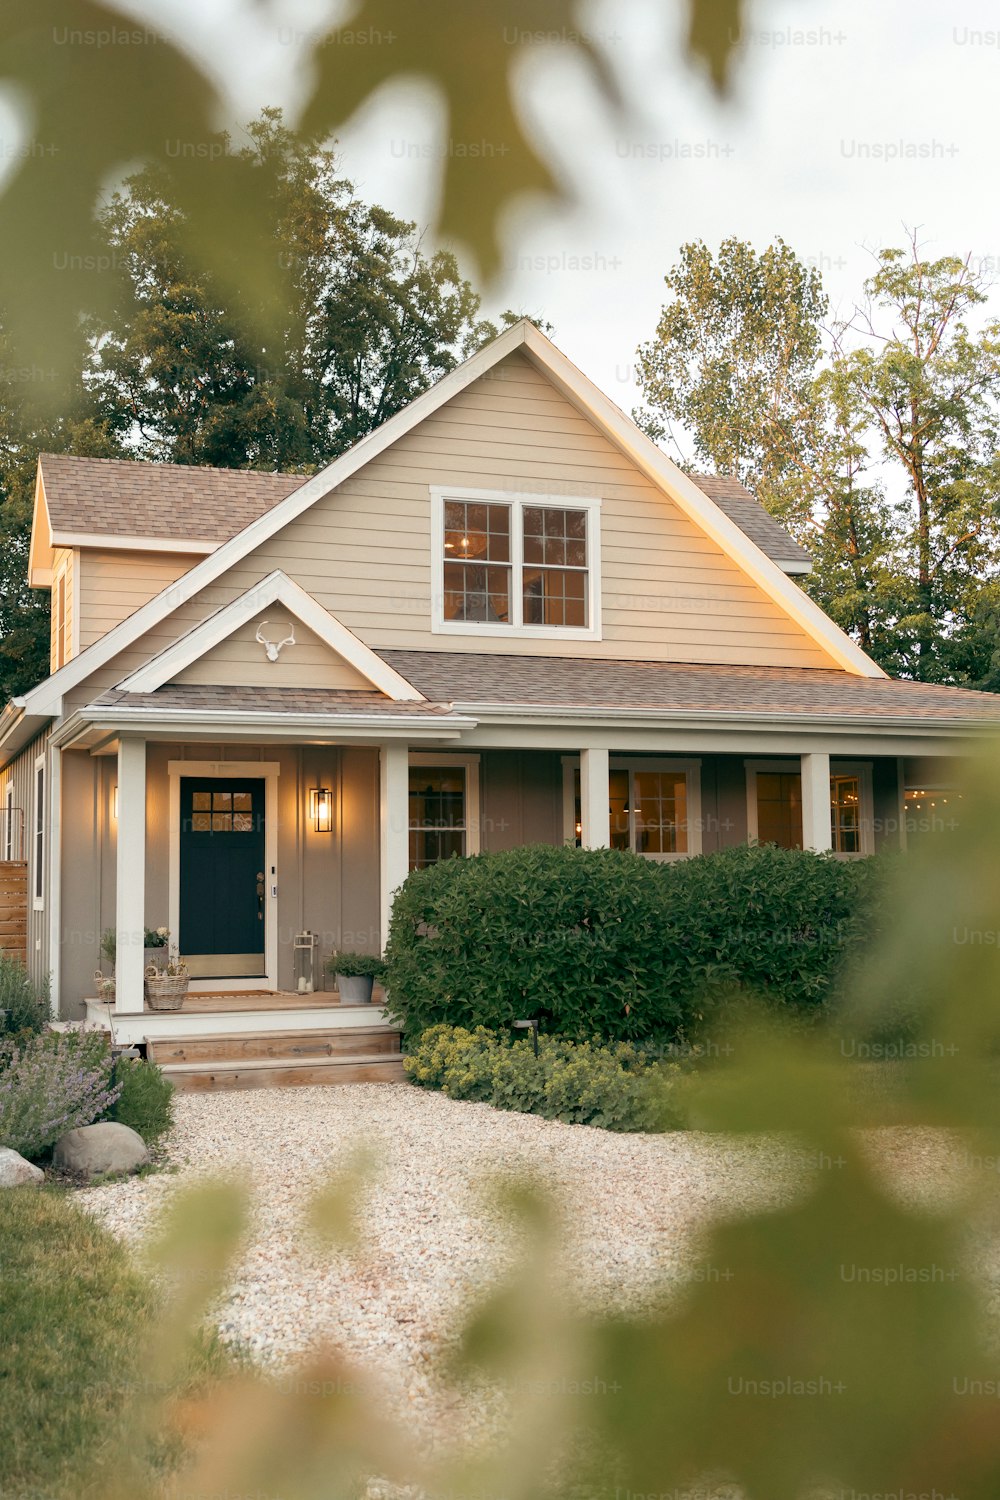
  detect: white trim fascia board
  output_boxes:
[20,322,532,719]
[75,709,476,741]
[50,530,218,554]
[71,550,81,658]
[116,569,424,701]
[518,323,884,679]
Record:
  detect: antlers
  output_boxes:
[255,620,296,662]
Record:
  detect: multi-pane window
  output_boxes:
[755,772,803,850]
[574,765,692,857]
[522,506,588,628]
[190,789,256,833]
[438,493,594,634]
[830,774,861,854]
[442,500,511,623]
[409,767,467,869]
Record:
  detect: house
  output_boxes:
[1,319,998,1069]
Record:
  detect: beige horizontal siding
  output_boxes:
[175,617,375,689]
[77,549,204,649]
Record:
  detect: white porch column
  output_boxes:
[46,744,62,1019]
[115,737,146,1013]
[580,747,611,849]
[800,751,832,852]
[379,743,410,950]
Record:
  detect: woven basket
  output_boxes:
[144,969,189,1011]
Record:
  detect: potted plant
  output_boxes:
[327,951,386,1004]
[144,948,190,1011]
[100,928,116,977]
[144,925,170,971]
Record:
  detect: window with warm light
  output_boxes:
[433,488,600,639]
[568,760,699,858]
[830,774,861,853]
[904,786,964,839]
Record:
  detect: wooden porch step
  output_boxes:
[147,1025,400,1067]
[158,1051,407,1093]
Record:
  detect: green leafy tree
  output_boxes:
[639,236,1000,685]
[88,112,516,472]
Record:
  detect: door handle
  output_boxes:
[256,871,265,920]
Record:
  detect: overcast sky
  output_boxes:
[114,0,1000,436]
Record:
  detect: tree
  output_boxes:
[638,236,1000,686]
[635,236,828,530]
[87,112,513,472]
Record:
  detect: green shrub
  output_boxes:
[0,953,50,1037]
[110,1056,174,1144]
[385,844,682,1044]
[657,843,887,1027]
[0,1028,119,1160]
[404,1023,687,1131]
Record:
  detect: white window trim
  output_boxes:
[745,758,874,856]
[32,754,45,909]
[430,485,602,641]
[167,760,281,993]
[408,752,481,860]
[561,755,702,859]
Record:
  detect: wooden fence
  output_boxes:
[0,862,28,966]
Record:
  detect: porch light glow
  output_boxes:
[112,785,118,820]
[310,786,333,833]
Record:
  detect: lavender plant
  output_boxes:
[0,1029,121,1161]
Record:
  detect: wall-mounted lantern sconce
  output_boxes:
[310,786,333,833]
[112,785,119,820]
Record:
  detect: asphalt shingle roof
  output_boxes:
[39,453,306,544]
[90,685,455,716]
[378,651,1000,722]
[691,474,812,568]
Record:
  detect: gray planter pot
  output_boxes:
[336,973,375,1003]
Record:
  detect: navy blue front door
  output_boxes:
[179,779,265,976]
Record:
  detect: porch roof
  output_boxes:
[378,650,1000,725]
[89,685,455,717]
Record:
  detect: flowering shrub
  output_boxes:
[0,1028,121,1161]
[404,1023,688,1131]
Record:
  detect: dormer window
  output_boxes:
[431,487,601,640]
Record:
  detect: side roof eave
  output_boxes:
[20,319,884,717]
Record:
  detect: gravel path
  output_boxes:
[77,1083,969,1454]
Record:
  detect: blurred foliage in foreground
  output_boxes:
[0,0,745,410]
[3,741,997,1498]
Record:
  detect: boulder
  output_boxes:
[53,1122,149,1177]
[0,1146,44,1187]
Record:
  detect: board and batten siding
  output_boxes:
[65,350,840,706]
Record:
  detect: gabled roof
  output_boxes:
[380,650,1000,725]
[692,475,811,574]
[116,570,424,701]
[18,319,886,724]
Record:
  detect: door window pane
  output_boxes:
[756,772,803,849]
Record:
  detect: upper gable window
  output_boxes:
[431,487,601,640]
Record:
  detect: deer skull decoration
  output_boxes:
[255,620,296,662]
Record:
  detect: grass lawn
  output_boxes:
[0,1187,156,1497]
[0,1185,233,1500]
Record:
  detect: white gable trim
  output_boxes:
[21,319,883,717]
[116,571,425,701]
